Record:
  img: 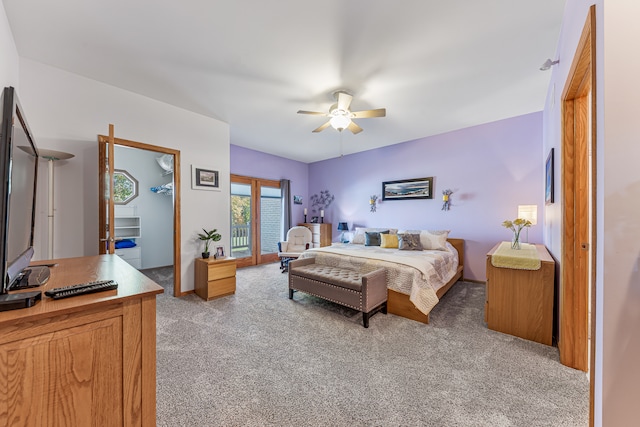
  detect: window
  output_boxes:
[113,169,138,204]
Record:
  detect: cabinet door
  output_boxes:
[0,317,123,426]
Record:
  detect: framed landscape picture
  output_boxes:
[545,148,554,205]
[191,165,220,191]
[382,177,433,201]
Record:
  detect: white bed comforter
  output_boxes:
[298,242,459,316]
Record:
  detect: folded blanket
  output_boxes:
[491,242,541,270]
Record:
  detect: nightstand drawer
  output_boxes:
[207,263,236,280]
[206,276,236,298]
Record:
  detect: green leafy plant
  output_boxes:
[197,228,221,254]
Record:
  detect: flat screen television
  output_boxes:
[0,87,46,309]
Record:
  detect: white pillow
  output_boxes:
[351,227,398,244]
[400,229,450,251]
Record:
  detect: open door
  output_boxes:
[98,124,116,254]
[98,124,183,296]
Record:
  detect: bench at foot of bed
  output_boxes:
[288,258,387,328]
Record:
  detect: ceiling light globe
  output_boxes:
[330,115,351,131]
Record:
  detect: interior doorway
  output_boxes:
[559,5,596,425]
[230,174,281,268]
[98,129,182,296]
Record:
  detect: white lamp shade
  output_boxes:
[518,205,538,225]
[330,114,351,131]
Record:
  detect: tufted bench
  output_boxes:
[288,258,387,328]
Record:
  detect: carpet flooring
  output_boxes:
[141,263,589,427]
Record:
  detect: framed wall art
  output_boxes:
[382,177,434,201]
[545,148,554,205]
[191,165,220,191]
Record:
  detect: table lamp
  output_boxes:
[517,204,538,243]
[337,222,349,243]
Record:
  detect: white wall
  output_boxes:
[18,58,230,293]
[0,2,18,88]
[114,146,173,269]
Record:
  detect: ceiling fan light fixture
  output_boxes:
[330,114,351,131]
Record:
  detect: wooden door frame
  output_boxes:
[98,133,182,297]
[230,174,281,268]
[560,5,596,425]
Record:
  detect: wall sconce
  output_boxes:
[369,195,378,213]
[517,204,538,242]
[442,189,453,211]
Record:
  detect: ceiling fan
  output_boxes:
[297,90,386,134]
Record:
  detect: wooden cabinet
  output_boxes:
[485,243,555,345]
[194,257,237,301]
[299,223,332,248]
[0,255,163,426]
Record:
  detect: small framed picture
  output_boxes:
[214,245,225,259]
[293,195,303,205]
[545,148,554,205]
[311,216,319,223]
[191,165,220,191]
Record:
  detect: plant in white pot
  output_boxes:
[197,228,221,258]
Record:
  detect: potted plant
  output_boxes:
[197,228,221,258]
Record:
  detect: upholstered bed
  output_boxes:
[298,228,464,324]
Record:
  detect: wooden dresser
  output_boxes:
[194,257,237,300]
[0,255,163,426]
[485,243,555,345]
[299,223,332,248]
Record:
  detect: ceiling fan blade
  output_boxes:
[347,121,363,134]
[312,121,332,133]
[297,110,329,116]
[350,108,386,119]
[336,92,353,112]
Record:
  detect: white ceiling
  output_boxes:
[4,0,565,163]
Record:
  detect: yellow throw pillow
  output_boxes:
[380,233,399,249]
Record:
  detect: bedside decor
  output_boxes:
[382,177,433,200]
[197,228,222,258]
[369,195,378,212]
[441,189,453,211]
[502,218,532,250]
[293,195,303,204]
[337,222,349,243]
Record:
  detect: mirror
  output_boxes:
[113,169,138,204]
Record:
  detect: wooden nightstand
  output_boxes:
[485,243,555,345]
[194,257,237,301]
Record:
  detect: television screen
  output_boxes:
[0,87,39,294]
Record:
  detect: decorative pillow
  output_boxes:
[364,230,389,246]
[352,227,398,244]
[398,233,423,251]
[419,230,450,251]
[380,233,399,249]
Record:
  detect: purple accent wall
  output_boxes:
[308,112,544,281]
[230,144,309,223]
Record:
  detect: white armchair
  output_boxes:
[278,226,313,272]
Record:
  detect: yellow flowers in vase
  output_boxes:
[502,218,532,250]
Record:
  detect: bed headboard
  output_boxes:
[447,238,464,267]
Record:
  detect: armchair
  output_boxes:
[278,226,313,272]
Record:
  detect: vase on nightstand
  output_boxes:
[511,234,521,250]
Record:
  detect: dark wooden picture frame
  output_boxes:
[382,177,433,201]
[545,148,554,205]
[191,165,219,191]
